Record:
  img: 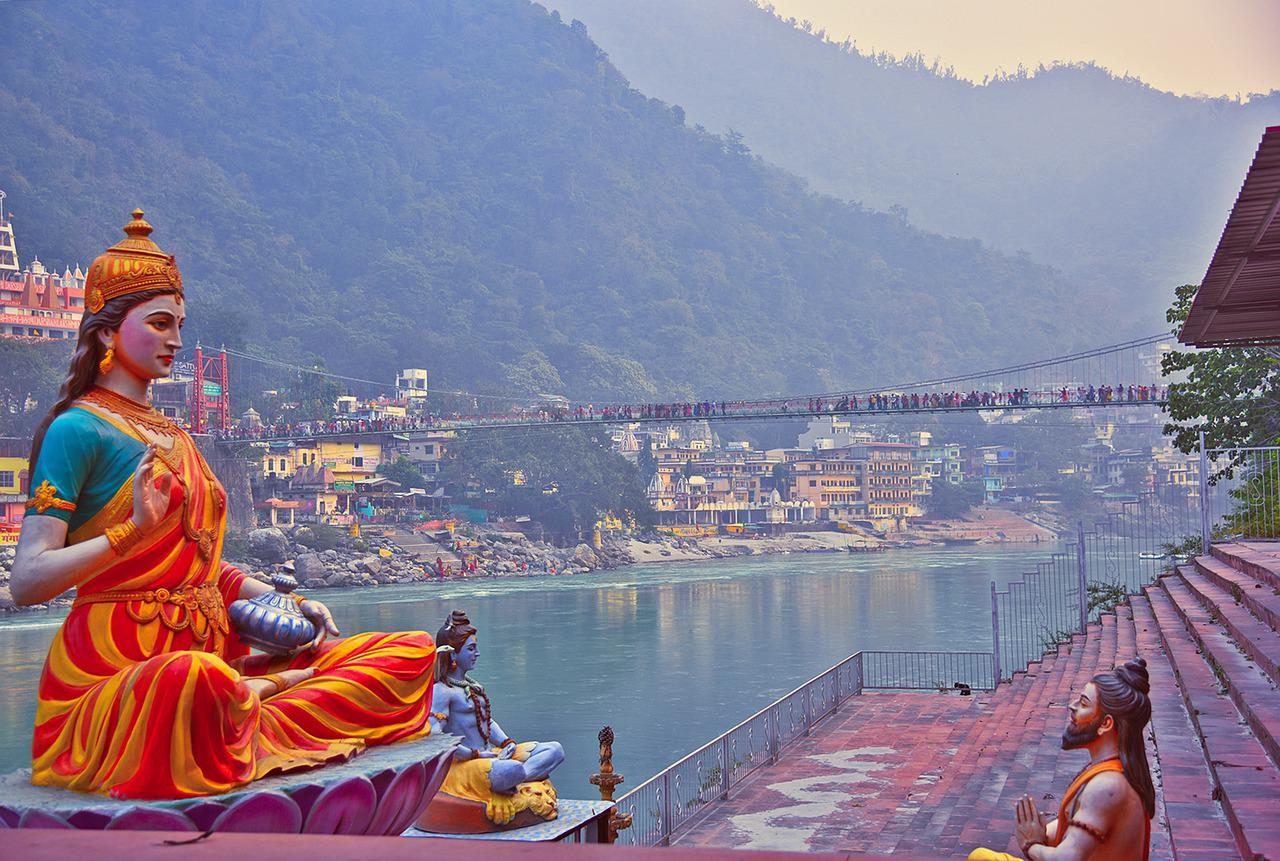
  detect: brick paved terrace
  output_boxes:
[669,542,1280,860]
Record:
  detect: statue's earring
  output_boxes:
[98,346,114,376]
[450,658,457,671]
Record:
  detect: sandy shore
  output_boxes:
[623,507,1058,565]
[624,530,885,564]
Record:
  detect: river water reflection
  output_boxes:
[0,545,1055,793]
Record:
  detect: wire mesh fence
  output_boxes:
[992,491,1198,681]
[1202,445,1280,547]
[861,649,995,691]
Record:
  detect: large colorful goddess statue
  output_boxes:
[10,210,436,800]
[417,610,564,832]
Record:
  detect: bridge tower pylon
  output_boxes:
[190,344,231,434]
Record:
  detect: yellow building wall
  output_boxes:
[0,455,28,494]
[318,440,382,483]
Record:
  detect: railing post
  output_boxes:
[1076,521,1089,632]
[720,736,730,800]
[1198,430,1211,552]
[661,770,673,846]
[989,580,1002,687]
[803,684,812,735]
[768,705,778,763]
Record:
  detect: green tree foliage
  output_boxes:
[439,427,653,541]
[636,441,657,480]
[1056,476,1093,513]
[1162,283,1280,454]
[927,476,984,518]
[2,0,1083,403]
[0,339,72,437]
[378,454,426,489]
[770,461,791,500]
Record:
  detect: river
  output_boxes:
[0,545,1055,795]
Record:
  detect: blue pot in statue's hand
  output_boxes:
[228,573,317,655]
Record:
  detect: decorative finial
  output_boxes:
[123,209,153,238]
[590,724,632,841]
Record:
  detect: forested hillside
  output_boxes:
[548,0,1279,324]
[2,0,1088,402]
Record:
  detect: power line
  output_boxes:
[212,346,527,402]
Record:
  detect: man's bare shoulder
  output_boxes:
[1079,770,1137,810]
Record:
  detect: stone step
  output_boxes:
[1145,584,1280,859]
[894,630,1105,856]
[1195,554,1280,636]
[1211,542,1280,592]
[1129,595,1239,860]
[1178,565,1280,688]
[1159,574,1280,771]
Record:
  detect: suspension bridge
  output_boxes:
[195,332,1173,443]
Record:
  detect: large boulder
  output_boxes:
[570,543,598,569]
[247,527,289,563]
[0,585,14,611]
[357,556,382,575]
[295,552,327,583]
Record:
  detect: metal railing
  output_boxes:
[1200,440,1280,549]
[615,648,992,847]
[992,491,1197,681]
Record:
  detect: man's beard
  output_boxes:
[1061,713,1104,750]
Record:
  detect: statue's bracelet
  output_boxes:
[1021,840,1042,858]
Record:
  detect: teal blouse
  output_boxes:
[25,407,146,535]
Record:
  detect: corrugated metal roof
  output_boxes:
[1179,125,1280,347]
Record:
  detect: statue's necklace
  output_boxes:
[82,386,223,559]
[451,673,493,745]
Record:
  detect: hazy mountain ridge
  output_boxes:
[3,0,1090,401]
[547,0,1279,322]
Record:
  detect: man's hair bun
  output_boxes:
[1114,657,1149,694]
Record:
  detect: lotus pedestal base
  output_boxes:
[0,734,457,836]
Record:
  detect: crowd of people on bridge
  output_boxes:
[208,383,1169,442]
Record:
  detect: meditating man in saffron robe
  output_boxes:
[10,210,435,800]
[969,658,1154,861]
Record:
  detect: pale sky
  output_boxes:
[767,0,1280,98]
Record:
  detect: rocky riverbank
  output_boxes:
[0,505,1056,613]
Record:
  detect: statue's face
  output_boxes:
[103,294,185,382]
[455,635,479,673]
[1062,681,1111,750]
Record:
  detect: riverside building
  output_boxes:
[0,199,85,340]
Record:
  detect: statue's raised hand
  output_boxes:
[131,445,165,533]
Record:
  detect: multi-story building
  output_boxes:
[972,445,1018,501]
[906,431,964,485]
[788,442,920,529]
[0,438,30,529]
[0,203,85,340]
[646,447,814,526]
[257,437,387,523]
[797,415,873,450]
[395,368,429,411]
[386,431,453,480]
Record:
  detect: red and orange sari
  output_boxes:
[28,390,434,799]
